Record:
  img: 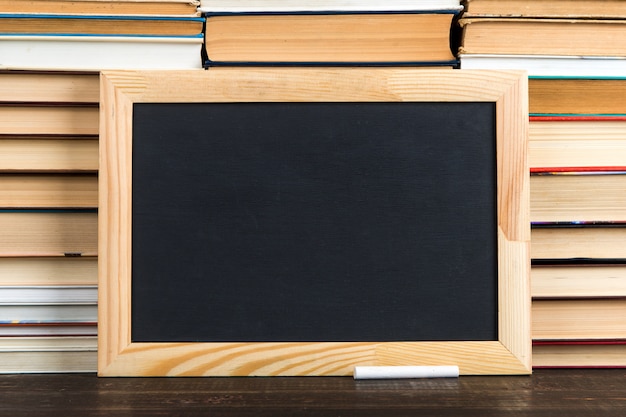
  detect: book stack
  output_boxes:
[199,0,463,67]
[0,1,210,373]
[0,71,100,372]
[0,0,203,70]
[458,0,626,368]
[458,0,626,76]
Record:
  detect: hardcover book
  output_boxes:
[203,12,458,66]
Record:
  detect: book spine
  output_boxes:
[531,167,626,174]
[202,10,462,16]
[203,60,460,68]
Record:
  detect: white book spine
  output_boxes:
[0,35,204,71]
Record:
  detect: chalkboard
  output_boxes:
[131,102,497,343]
[99,68,531,376]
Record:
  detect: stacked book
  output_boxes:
[0,0,203,70]
[0,71,100,373]
[199,0,463,68]
[458,0,626,368]
[459,0,626,76]
[1,1,211,373]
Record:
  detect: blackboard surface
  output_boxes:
[131,102,497,343]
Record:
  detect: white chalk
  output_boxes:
[353,365,459,380]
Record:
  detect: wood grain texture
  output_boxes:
[1,370,626,416]
[99,68,530,376]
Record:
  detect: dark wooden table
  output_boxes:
[0,369,625,416]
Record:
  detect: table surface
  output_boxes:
[1,369,625,416]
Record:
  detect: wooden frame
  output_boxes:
[99,68,530,376]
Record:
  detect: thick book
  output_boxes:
[0,211,97,257]
[0,14,204,36]
[0,138,98,172]
[0,286,97,305]
[0,322,96,337]
[0,304,97,323]
[0,35,204,71]
[0,336,96,350]
[199,0,463,13]
[0,350,96,373]
[0,0,200,16]
[0,335,97,374]
[0,257,97,286]
[0,72,99,104]
[528,77,626,115]
[532,299,626,340]
[0,175,98,208]
[533,340,626,368]
[532,263,626,298]
[530,170,626,223]
[459,18,626,57]
[531,223,626,260]
[0,105,98,135]
[459,55,626,78]
[464,0,626,18]
[529,116,626,169]
[203,12,458,66]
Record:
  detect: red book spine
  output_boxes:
[530,116,626,122]
[531,167,626,174]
